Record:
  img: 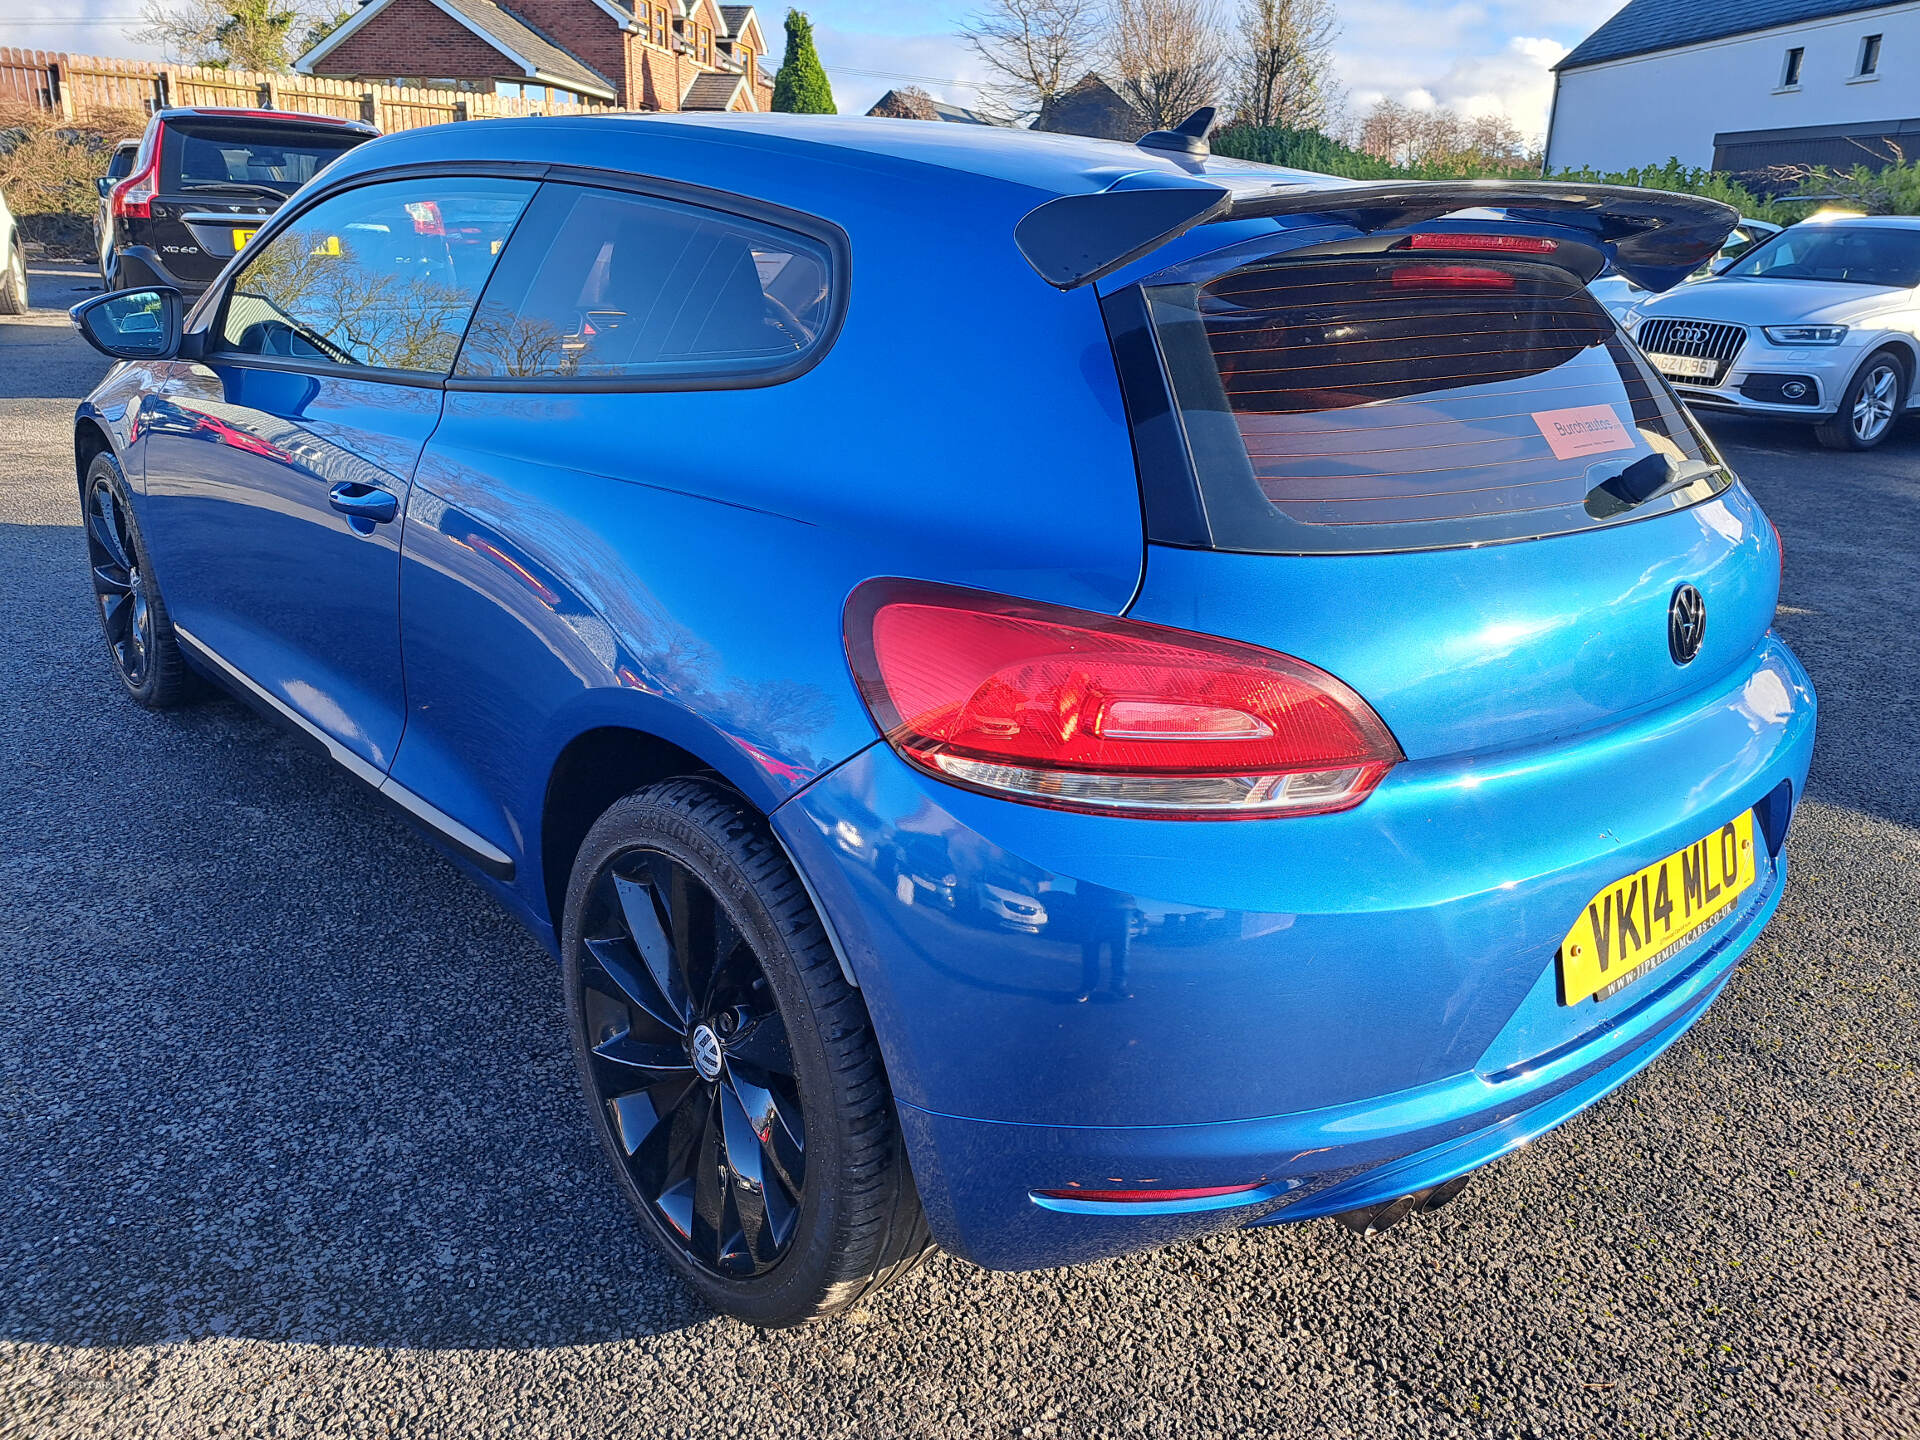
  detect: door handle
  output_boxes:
[328,482,398,527]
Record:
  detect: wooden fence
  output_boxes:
[0,47,604,132]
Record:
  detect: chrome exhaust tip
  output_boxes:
[1333,1173,1473,1238]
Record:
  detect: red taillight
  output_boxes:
[1408,232,1558,253]
[110,127,162,221]
[843,581,1401,819]
[1391,264,1516,291]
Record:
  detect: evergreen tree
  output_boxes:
[772,11,837,114]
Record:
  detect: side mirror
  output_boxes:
[69,287,184,361]
[96,176,114,199]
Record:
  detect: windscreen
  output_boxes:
[1148,256,1731,554]
[1723,224,1920,287]
[161,119,366,197]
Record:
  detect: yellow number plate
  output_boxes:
[232,227,257,250]
[1559,811,1757,1005]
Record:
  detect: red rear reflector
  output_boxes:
[844,580,1400,819]
[1035,1182,1269,1203]
[1391,264,1516,290]
[1408,232,1559,253]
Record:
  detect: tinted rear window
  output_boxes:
[1147,257,1730,554]
[161,120,365,196]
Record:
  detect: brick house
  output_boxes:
[295,0,773,113]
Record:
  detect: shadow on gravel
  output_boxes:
[1,524,713,1350]
[1702,414,1920,836]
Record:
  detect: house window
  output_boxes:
[1781,46,1804,87]
[497,81,523,99]
[1858,34,1882,76]
[698,25,712,64]
[650,4,668,48]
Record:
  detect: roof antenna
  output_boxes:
[1137,106,1217,158]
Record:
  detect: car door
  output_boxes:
[140,175,536,772]
[385,178,851,902]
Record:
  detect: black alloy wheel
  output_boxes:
[562,779,930,1326]
[86,476,154,688]
[577,845,807,1276]
[82,453,194,708]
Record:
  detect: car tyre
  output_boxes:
[0,235,26,315]
[82,451,197,709]
[1815,349,1908,451]
[561,777,930,1327]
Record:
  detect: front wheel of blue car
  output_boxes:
[82,451,196,709]
[562,778,930,1326]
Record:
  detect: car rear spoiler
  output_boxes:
[1014,177,1740,294]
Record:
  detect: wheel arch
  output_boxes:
[74,416,115,499]
[538,725,726,941]
[536,720,865,990]
[1854,335,1918,406]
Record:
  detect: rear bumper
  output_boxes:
[108,245,210,295]
[897,857,1778,1268]
[774,635,1815,1269]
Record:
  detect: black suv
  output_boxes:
[105,108,378,295]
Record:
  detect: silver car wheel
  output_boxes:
[1852,361,1899,443]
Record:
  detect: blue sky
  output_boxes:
[6,0,1630,140]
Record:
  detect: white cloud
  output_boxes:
[1328,2,1607,142]
[809,26,992,116]
[1,0,169,60]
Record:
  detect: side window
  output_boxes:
[455,183,836,384]
[218,177,536,375]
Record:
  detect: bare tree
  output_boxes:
[1107,0,1224,131]
[1350,97,1539,170]
[1464,111,1529,166]
[133,0,343,70]
[959,0,1107,124]
[1232,0,1337,129]
[1353,96,1415,164]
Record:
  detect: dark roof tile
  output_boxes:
[1558,0,1898,70]
[682,71,747,109]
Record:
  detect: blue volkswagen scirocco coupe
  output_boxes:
[70,112,1815,1326]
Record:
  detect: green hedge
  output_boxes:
[1210,125,1920,222]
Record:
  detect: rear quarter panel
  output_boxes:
[385,145,1148,934]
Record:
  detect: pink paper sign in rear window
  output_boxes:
[1532,404,1635,461]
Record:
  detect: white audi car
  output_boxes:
[1623,214,1920,450]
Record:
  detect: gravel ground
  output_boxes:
[3,264,1918,1440]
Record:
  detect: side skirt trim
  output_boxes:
[174,625,517,880]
